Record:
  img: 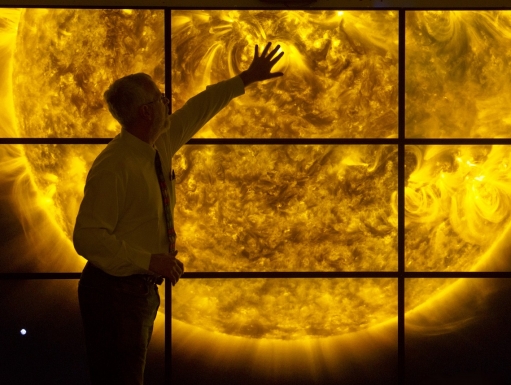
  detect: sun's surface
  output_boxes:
[5,8,511,345]
[11,8,401,341]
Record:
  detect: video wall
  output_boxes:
[1,8,511,384]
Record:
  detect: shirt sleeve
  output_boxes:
[164,75,245,157]
[73,169,151,274]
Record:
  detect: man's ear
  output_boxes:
[139,104,153,121]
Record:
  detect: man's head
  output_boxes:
[104,73,169,140]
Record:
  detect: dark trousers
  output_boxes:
[78,262,160,385]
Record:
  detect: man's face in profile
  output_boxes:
[146,81,170,138]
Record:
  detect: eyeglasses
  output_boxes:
[144,93,168,106]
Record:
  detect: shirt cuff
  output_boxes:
[125,247,152,271]
[232,75,246,96]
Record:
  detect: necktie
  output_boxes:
[155,150,176,253]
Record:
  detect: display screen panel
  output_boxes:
[0,279,165,384]
[0,144,104,273]
[406,11,511,138]
[174,144,398,271]
[405,278,511,383]
[171,10,398,138]
[172,278,398,385]
[405,145,511,271]
[10,8,164,138]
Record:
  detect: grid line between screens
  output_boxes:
[1,272,511,280]
[3,138,511,144]
[397,9,406,385]
[164,8,173,384]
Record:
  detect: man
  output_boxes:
[73,42,284,385]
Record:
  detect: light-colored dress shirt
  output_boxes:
[73,76,245,276]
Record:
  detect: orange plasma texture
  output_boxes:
[171,10,398,138]
[172,278,397,340]
[404,145,511,273]
[406,11,511,138]
[5,9,511,347]
[9,8,400,340]
[174,145,397,272]
[13,8,164,138]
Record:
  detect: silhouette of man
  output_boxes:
[73,43,284,385]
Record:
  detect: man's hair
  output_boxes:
[103,73,155,128]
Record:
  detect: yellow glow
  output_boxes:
[172,316,398,382]
[404,145,511,274]
[406,11,511,138]
[171,10,398,138]
[3,9,399,342]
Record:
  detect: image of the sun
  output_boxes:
[2,7,511,378]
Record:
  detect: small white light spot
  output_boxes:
[20,329,27,335]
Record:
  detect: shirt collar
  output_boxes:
[120,128,157,159]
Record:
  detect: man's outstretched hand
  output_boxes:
[239,42,284,87]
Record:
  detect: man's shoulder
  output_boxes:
[89,136,130,175]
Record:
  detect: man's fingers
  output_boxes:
[268,72,284,79]
[268,45,281,59]
[261,42,272,57]
[270,52,284,66]
[171,263,182,286]
[242,42,284,86]
[174,261,184,276]
[168,269,177,286]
